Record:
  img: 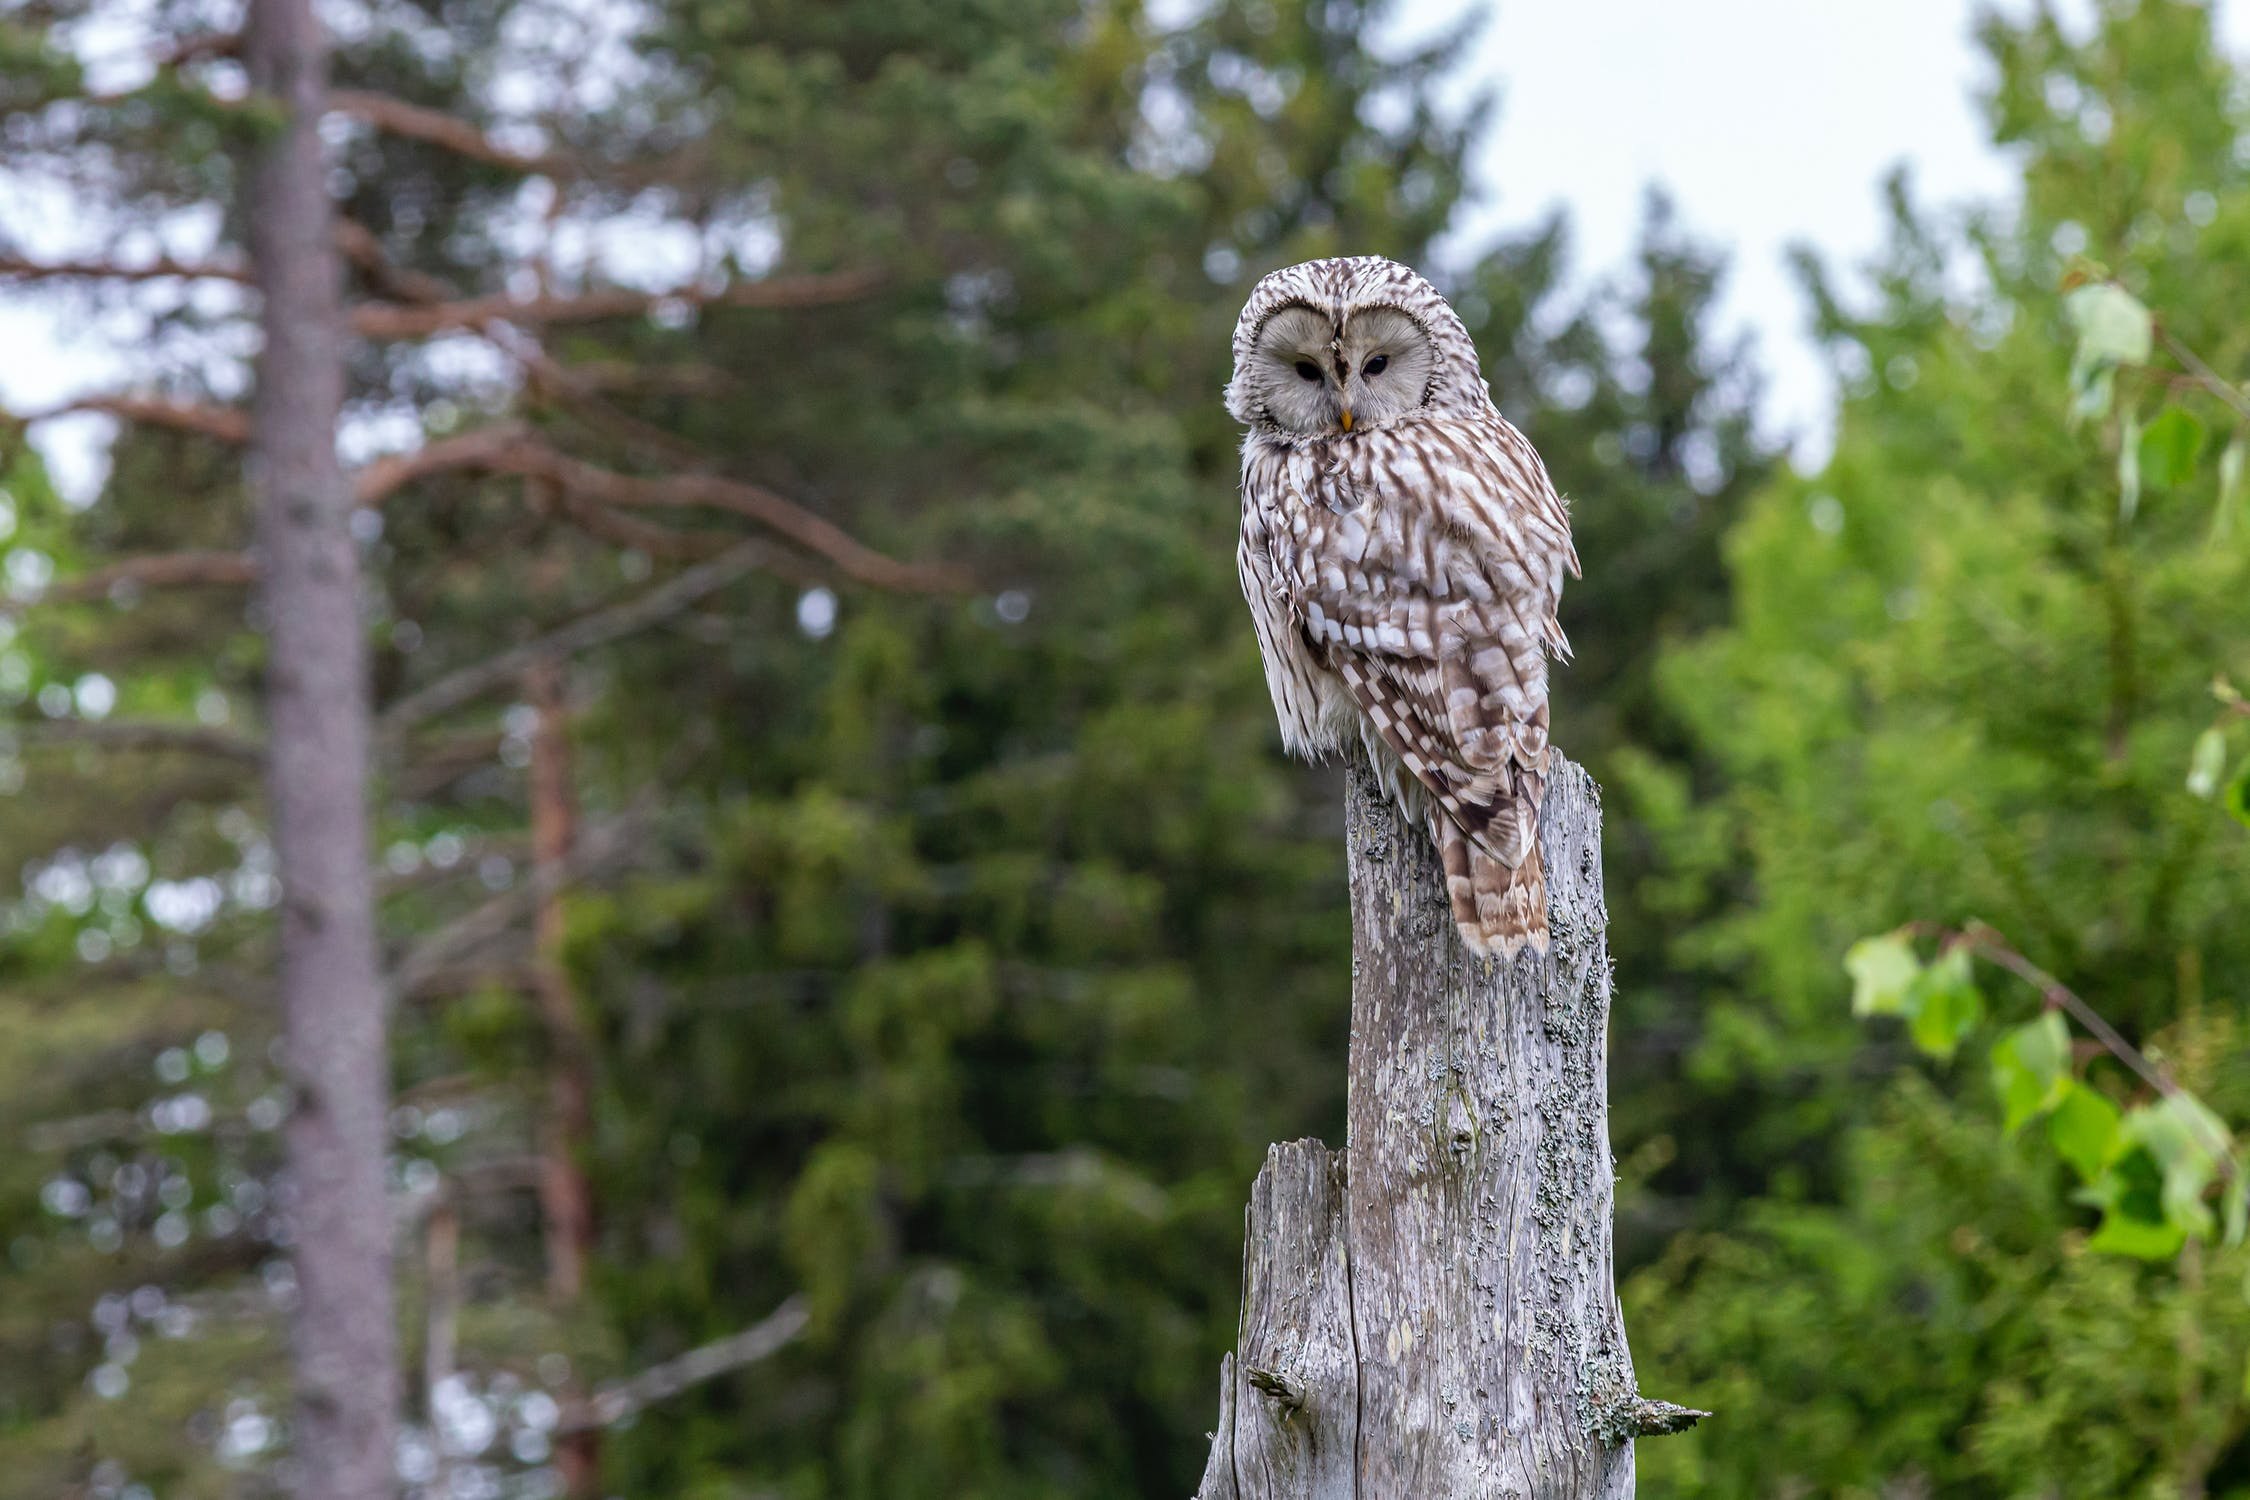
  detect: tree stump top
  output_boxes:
[1197,756,1703,1499]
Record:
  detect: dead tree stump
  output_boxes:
[1195,756,1703,1499]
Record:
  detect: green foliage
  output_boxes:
[1833,927,2238,1268]
[31,0,2250,1494]
[1627,1,2250,1492]
[1845,931,1920,1017]
[2192,723,2230,796]
[552,12,1459,1480]
[2064,279,2152,422]
[2140,404,2209,489]
[1861,933,2238,1263]
[530,5,1777,1493]
[1845,934,1987,1061]
[1630,1077,2250,1499]
[2220,432,2247,538]
[1992,1012,2072,1135]
[1906,947,1984,1062]
[2048,1080,2122,1182]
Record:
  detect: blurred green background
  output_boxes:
[1,0,2248,1495]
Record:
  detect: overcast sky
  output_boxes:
[1405,0,2250,458]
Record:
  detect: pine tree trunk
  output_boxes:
[1195,757,1701,1499]
[526,658,604,1498]
[244,1,400,1493]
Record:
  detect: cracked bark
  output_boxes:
[1196,757,1703,1499]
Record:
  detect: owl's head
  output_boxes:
[1225,256,1484,438]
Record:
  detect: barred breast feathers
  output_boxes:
[1228,256,1577,959]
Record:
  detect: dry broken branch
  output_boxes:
[535,358,740,396]
[0,255,875,340]
[511,343,712,470]
[345,424,952,591]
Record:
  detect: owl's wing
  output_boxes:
[1275,419,1576,866]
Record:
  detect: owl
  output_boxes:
[1227,256,1579,959]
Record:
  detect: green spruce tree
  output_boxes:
[1626,3,2250,1493]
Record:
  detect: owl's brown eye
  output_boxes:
[1293,360,1323,383]
[1364,354,1389,377]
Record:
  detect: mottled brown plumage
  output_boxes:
[1228,256,1578,958]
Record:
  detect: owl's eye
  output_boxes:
[1293,360,1323,383]
[1363,354,1390,377]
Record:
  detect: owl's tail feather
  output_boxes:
[1435,815,1548,961]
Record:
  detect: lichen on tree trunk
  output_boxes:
[1196,756,1702,1499]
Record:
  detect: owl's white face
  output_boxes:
[1237,302,1438,438]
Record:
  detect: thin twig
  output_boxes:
[354,422,529,505]
[376,539,770,738]
[329,88,576,177]
[13,396,249,443]
[2154,323,2250,425]
[151,31,243,68]
[558,1296,810,1433]
[351,268,882,340]
[554,497,739,561]
[0,253,251,284]
[486,440,965,592]
[385,808,647,1001]
[32,549,258,604]
[8,718,263,763]
[1948,922,2239,1177]
[334,218,455,304]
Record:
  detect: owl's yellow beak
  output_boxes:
[1339,407,1354,433]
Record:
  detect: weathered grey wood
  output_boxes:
[1343,757,1636,1495]
[1196,1354,1242,1500]
[1227,1140,1356,1498]
[1197,756,1701,1499]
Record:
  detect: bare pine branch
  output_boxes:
[489,440,964,592]
[554,498,739,561]
[334,218,456,304]
[15,396,250,443]
[354,421,530,505]
[0,253,252,284]
[350,268,882,340]
[329,88,575,176]
[10,718,264,762]
[36,549,258,604]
